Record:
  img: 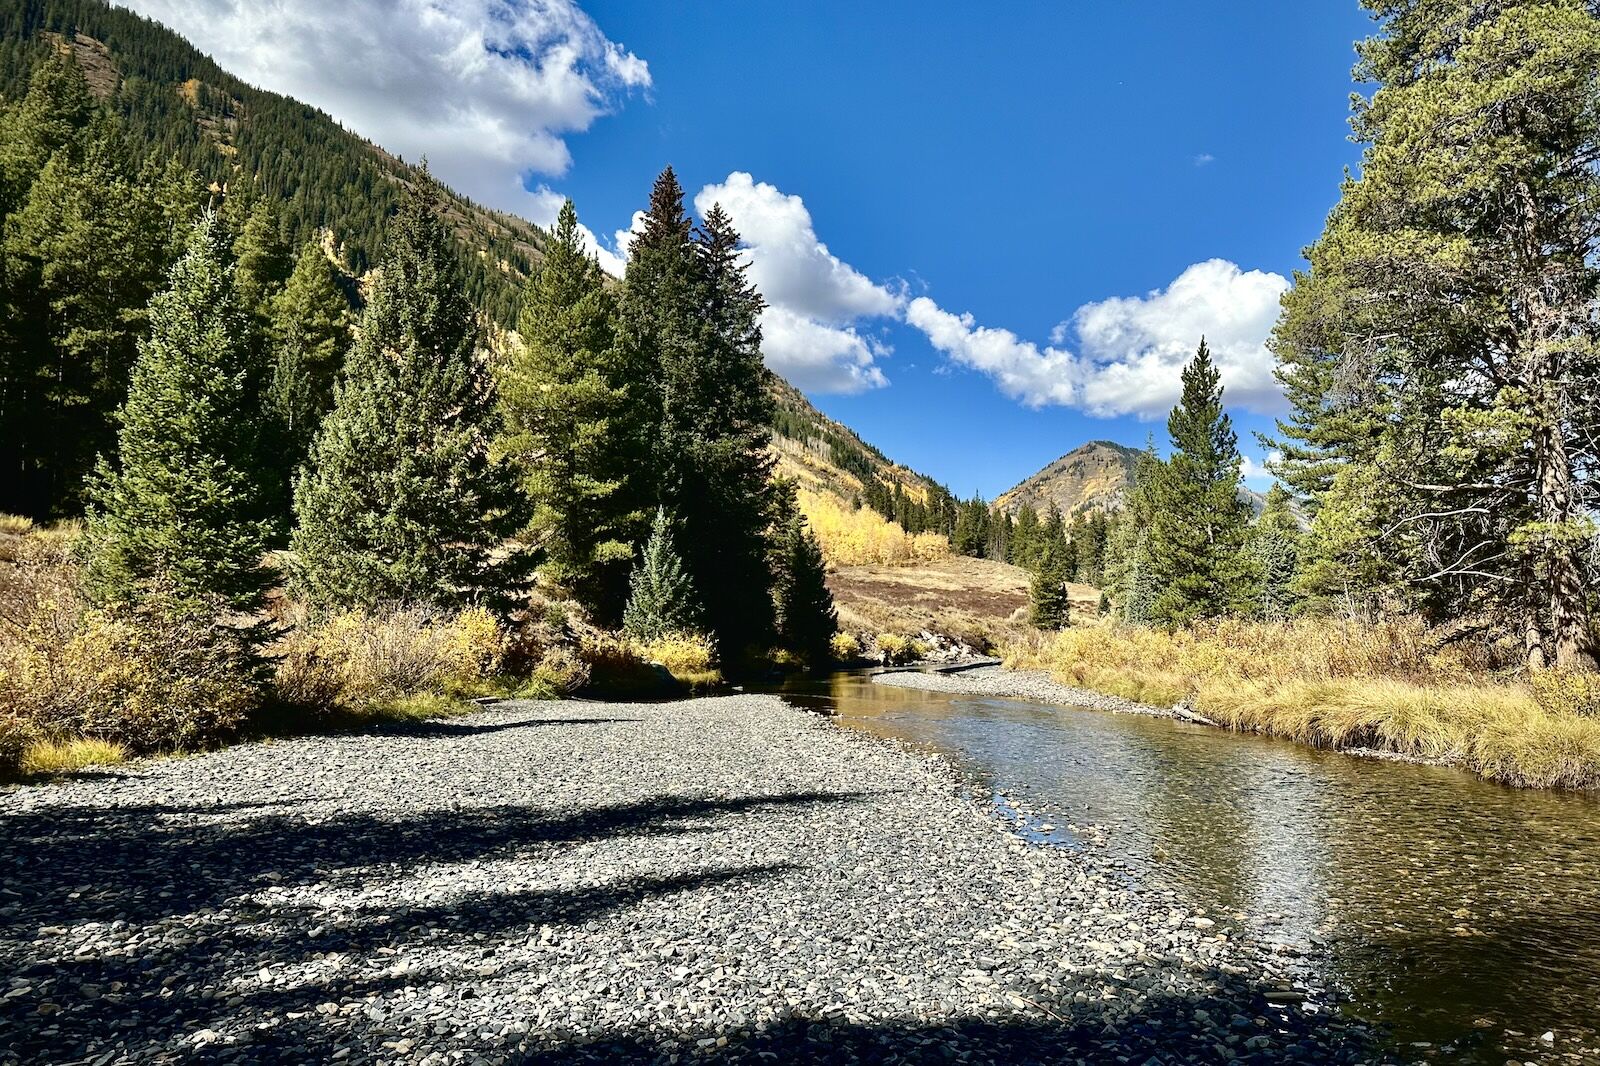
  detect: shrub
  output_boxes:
[0,715,37,778]
[641,632,720,688]
[271,606,508,713]
[1,600,260,754]
[1532,669,1600,718]
[532,645,590,696]
[579,633,673,698]
[830,631,864,663]
[874,633,926,665]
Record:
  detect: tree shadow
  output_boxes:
[381,717,646,738]
[512,1001,1391,1065]
[0,790,863,1064]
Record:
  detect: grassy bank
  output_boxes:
[1006,619,1600,790]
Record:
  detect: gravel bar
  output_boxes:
[874,665,1173,717]
[1,695,1396,1064]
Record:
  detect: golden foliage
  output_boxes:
[1010,619,1600,789]
[640,632,720,687]
[796,489,948,567]
[272,606,506,713]
[830,631,864,663]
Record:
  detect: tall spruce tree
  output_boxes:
[79,212,272,617]
[622,507,699,642]
[676,201,778,654]
[770,484,837,665]
[290,174,528,611]
[498,199,638,622]
[1247,483,1302,622]
[1268,0,1600,668]
[1145,341,1252,626]
[1028,540,1072,630]
[619,171,777,655]
[263,239,351,532]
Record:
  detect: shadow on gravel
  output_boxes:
[514,997,1389,1065]
[383,717,646,738]
[0,791,864,1064]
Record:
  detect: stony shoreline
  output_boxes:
[873,664,1176,718]
[2,695,1396,1064]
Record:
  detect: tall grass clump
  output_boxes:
[1010,618,1600,789]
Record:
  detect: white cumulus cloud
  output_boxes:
[123,0,648,252]
[693,172,902,394]
[908,259,1289,418]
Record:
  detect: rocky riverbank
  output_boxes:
[875,663,1175,717]
[1,695,1398,1064]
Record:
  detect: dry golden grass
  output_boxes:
[828,555,1073,653]
[1007,619,1600,789]
[18,737,129,777]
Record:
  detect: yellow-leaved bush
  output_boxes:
[1,600,259,754]
[272,606,506,713]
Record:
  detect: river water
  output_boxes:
[775,671,1600,1062]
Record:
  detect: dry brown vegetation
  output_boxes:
[827,555,1100,653]
[1007,618,1600,790]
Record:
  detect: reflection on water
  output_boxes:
[775,672,1600,1060]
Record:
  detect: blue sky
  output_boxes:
[130,0,1375,497]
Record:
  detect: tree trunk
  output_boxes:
[1532,416,1598,671]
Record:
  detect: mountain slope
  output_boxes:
[998,440,1275,519]
[995,441,1141,517]
[0,2,545,321]
[768,377,947,507]
[2,1,960,547]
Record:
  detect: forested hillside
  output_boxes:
[0,1,546,321]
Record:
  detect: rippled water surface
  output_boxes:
[775,672,1600,1061]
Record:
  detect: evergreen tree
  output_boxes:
[291,174,528,611]
[0,46,94,219]
[1104,445,1162,625]
[1010,504,1041,568]
[263,239,351,530]
[953,496,990,556]
[675,200,778,653]
[1028,541,1072,630]
[622,507,699,642]
[232,195,291,313]
[771,501,838,666]
[79,212,272,617]
[497,199,637,622]
[1268,0,1600,668]
[619,170,777,655]
[3,126,170,518]
[1246,483,1302,621]
[1145,340,1252,626]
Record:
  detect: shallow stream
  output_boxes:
[775,671,1600,1062]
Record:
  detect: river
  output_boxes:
[775,670,1600,1062]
